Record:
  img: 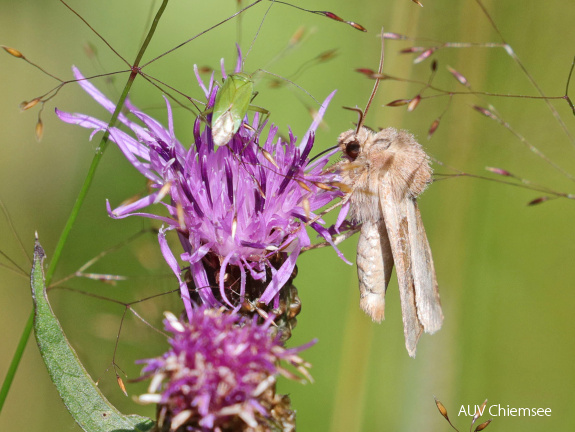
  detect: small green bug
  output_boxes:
[211,72,270,147]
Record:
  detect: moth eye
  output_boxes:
[345,141,360,160]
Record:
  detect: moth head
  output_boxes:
[339,29,387,163]
[338,106,372,162]
[337,127,373,162]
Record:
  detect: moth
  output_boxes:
[337,36,443,357]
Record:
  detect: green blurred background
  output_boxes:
[1,0,574,431]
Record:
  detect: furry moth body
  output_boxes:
[338,126,443,357]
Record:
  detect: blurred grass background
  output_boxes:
[1,0,574,431]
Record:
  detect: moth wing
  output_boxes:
[356,219,394,322]
[406,200,443,334]
[379,182,423,357]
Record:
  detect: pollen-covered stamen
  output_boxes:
[261,148,279,169]
[176,202,185,230]
[301,196,311,219]
[231,215,238,240]
[295,179,311,192]
[313,181,334,191]
[153,181,172,204]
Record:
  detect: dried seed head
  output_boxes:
[322,11,367,31]
[83,42,97,59]
[472,399,488,422]
[434,397,450,421]
[268,78,283,89]
[485,166,512,176]
[348,21,367,32]
[407,95,422,112]
[197,65,213,74]
[356,68,375,76]
[413,47,437,64]
[323,11,343,22]
[475,419,493,431]
[289,26,306,46]
[318,49,338,62]
[116,376,128,397]
[382,32,408,40]
[19,98,41,111]
[473,105,500,121]
[2,45,24,58]
[411,0,424,6]
[527,196,549,206]
[400,46,427,54]
[387,99,411,107]
[447,65,471,87]
[35,118,44,142]
[428,119,440,139]
[369,73,388,80]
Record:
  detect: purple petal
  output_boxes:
[259,240,301,304]
[299,90,336,152]
[158,227,193,320]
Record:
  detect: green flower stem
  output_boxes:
[0,0,170,414]
[0,311,33,413]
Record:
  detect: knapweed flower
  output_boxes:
[138,307,314,431]
[56,62,348,324]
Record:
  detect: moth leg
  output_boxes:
[356,219,393,322]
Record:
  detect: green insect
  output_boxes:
[211,72,270,147]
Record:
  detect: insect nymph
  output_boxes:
[337,37,443,357]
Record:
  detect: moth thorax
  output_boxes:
[384,129,432,199]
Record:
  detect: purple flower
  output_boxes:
[138,307,314,431]
[56,64,347,320]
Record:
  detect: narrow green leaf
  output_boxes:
[31,238,154,432]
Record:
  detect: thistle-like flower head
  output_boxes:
[56,63,347,319]
[139,307,314,431]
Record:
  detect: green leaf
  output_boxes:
[31,238,154,432]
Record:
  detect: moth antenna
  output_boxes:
[342,106,365,133]
[359,28,386,132]
[342,29,386,134]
